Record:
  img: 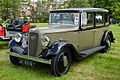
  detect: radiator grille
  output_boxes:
[28,33,38,56]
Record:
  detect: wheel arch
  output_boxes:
[46,40,78,60]
[101,30,115,43]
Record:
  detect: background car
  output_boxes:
[0,19,31,41]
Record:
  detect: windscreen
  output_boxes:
[50,12,79,26]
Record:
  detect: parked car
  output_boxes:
[110,18,118,24]
[0,19,14,41]
[0,19,30,41]
[7,8,115,76]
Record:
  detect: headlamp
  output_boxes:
[14,33,22,42]
[41,36,50,47]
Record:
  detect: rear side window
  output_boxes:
[95,13,104,26]
[105,13,109,25]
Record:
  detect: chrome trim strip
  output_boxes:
[6,51,51,65]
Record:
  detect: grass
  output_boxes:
[0,24,120,80]
[0,41,8,50]
[30,23,48,27]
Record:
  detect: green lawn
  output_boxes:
[0,41,8,50]
[0,24,120,80]
[30,23,48,27]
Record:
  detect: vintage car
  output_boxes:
[0,19,30,41]
[7,8,115,76]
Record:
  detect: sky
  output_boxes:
[31,0,38,2]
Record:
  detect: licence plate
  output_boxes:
[19,59,35,67]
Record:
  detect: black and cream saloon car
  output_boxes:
[7,8,115,76]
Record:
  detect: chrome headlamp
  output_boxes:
[14,33,22,42]
[41,36,50,47]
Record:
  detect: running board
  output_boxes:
[79,46,105,58]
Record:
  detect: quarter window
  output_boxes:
[105,13,109,25]
[95,13,104,26]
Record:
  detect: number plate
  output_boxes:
[19,59,35,67]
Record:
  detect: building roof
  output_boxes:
[50,8,109,13]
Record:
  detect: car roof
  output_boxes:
[50,8,109,13]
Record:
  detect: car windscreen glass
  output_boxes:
[50,12,79,27]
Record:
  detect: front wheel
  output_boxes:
[51,47,72,77]
[9,55,20,65]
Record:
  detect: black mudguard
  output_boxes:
[102,30,115,43]
[46,40,77,58]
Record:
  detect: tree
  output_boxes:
[67,0,90,8]
[93,0,120,20]
[0,0,31,20]
[88,0,95,7]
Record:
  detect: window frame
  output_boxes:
[95,12,104,27]
[80,12,110,30]
[49,12,80,27]
[104,13,110,26]
[81,12,95,29]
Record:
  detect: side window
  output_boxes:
[105,13,109,25]
[81,12,94,29]
[87,13,94,27]
[95,13,104,26]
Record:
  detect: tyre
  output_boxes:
[9,55,20,65]
[100,35,111,53]
[51,47,72,77]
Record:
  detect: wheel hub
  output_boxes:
[63,56,68,67]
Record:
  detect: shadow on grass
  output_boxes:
[12,61,53,77]
[13,53,99,77]
[72,52,100,65]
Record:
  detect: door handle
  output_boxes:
[93,29,97,32]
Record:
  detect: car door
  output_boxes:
[77,12,95,52]
[93,13,109,47]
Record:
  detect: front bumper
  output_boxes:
[6,50,51,65]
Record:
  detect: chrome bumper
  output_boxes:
[6,51,51,65]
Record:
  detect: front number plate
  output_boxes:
[19,59,35,67]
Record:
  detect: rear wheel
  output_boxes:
[51,47,72,77]
[9,55,20,65]
[101,35,111,53]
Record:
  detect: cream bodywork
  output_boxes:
[29,26,79,56]
[93,27,108,47]
[38,26,79,50]
[32,25,107,54]
[77,27,108,52]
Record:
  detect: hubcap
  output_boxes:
[106,40,111,51]
[57,52,69,74]
[107,40,111,47]
[63,56,68,67]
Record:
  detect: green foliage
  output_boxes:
[0,0,30,20]
[67,0,90,8]
[0,0,20,20]
[93,0,120,20]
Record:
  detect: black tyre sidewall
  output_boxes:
[9,55,20,65]
[51,47,72,77]
[101,35,111,53]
